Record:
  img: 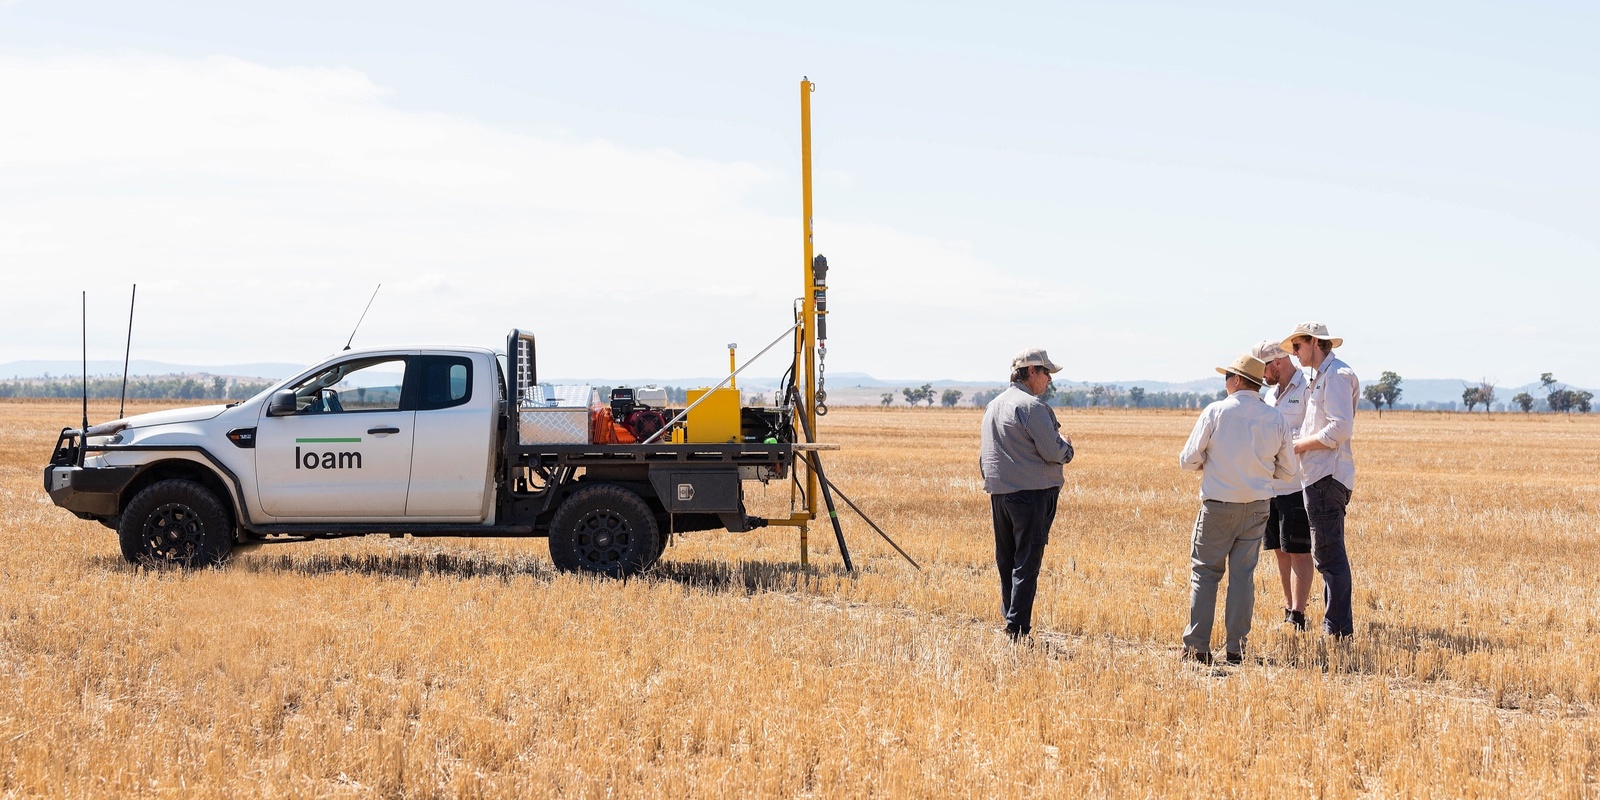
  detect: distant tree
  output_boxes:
[880,392,894,407]
[940,388,963,407]
[1377,371,1403,410]
[1577,390,1594,414]
[1363,384,1387,415]
[921,383,935,408]
[1512,392,1534,413]
[211,376,227,399]
[1548,388,1574,414]
[1090,385,1111,407]
[1462,386,1480,413]
[1541,373,1558,395]
[1477,380,1496,414]
[971,388,1003,407]
[1128,386,1145,407]
[901,386,920,406]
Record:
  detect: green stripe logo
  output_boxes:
[295,437,362,443]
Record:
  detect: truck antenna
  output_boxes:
[118,284,137,420]
[344,284,381,351]
[80,291,89,467]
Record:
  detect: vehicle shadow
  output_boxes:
[649,558,851,596]
[230,549,561,582]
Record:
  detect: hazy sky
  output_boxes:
[3,1,1595,386]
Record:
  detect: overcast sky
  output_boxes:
[2,1,1595,386]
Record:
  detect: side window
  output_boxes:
[287,357,407,414]
[413,356,473,411]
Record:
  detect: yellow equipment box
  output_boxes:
[686,388,741,444]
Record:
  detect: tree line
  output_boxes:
[0,375,275,401]
[879,370,1593,414]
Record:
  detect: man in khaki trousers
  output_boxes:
[1178,353,1298,665]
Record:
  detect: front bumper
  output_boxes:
[44,464,139,518]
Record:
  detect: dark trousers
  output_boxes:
[1305,475,1354,636]
[991,487,1059,634]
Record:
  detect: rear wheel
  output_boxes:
[118,479,234,567]
[548,485,660,578]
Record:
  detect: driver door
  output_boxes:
[255,355,416,519]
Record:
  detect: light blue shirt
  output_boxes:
[1300,354,1359,491]
[1179,390,1299,503]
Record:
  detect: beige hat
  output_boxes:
[1216,354,1266,384]
[1011,347,1062,374]
[1252,339,1291,363]
[1281,321,1343,351]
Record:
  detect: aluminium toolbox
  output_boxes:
[518,384,592,445]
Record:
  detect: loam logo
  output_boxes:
[294,438,364,470]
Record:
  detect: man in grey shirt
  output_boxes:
[980,348,1075,640]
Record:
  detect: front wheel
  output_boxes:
[547,485,660,578]
[118,479,234,567]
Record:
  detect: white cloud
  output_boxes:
[0,50,1060,379]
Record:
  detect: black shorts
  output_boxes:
[1263,491,1312,554]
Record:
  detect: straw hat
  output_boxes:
[1011,347,1062,374]
[1216,354,1266,384]
[1251,339,1291,363]
[1280,321,1343,351]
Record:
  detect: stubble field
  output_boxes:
[1,400,1597,798]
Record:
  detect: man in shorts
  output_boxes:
[1253,339,1314,630]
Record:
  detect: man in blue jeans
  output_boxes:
[979,348,1075,641]
[1280,322,1360,639]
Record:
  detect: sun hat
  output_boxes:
[1011,347,1062,374]
[1280,321,1343,351]
[1216,354,1267,384]
[1252,339,1291,363]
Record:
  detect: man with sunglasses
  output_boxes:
[1281,322,1360,639]
[980,348,1075,641]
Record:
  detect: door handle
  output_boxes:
[368,426,401,435]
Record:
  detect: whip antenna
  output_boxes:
[119,284,136,419]
[344,284,381,351]
[80,291,89,467]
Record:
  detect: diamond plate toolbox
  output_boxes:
[518,384,591,445]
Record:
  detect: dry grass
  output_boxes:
[1,400,1596,798]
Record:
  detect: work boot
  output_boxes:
[1287,610,1307,631]
[1181,647,1213,666]
[1224,650,1244,665]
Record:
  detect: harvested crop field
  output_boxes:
[2,400,1597,797]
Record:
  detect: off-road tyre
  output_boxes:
[547,485,661,578]
[118,479,234,567]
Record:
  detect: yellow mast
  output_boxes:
[799,77,818,567]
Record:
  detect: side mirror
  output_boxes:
[267,390,298,417]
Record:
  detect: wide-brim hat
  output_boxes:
[1251,339,1291,363]
[1281,321,1343,351]
[1216,354,1266,384]
[1011,347,1062,374]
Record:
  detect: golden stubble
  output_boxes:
[0,401,1596,797]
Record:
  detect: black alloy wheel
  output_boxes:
[547,485,660,578]
[118,479,234,567]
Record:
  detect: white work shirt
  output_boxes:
[1263,366,1309,496]
[1178,389,1299,504]
[1299,354,1359,491]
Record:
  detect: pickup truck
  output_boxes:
[45,330,796,577]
